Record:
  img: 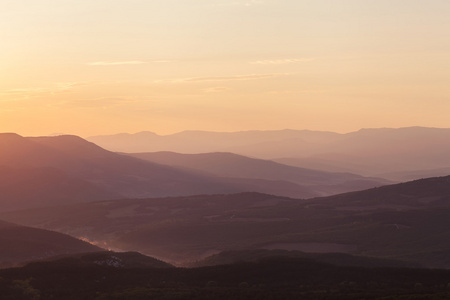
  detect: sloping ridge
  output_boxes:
[0,165,118,211]
[88,127,450,176]
[128,151,390,196]
[0,133,317,205]
[312,175,450,209]
[0,220,101,268]
[4,177,450,267]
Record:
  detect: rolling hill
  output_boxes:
[2,254,450,299]
[0,219,101,268]
[128,151,390,196]
[311,175,450,209]
[0,165,118,211]
[40,251,173,269]
[191,249,418,268]
[0,133,322,208]
[3,176,450,267]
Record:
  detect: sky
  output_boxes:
[1,0,450,137]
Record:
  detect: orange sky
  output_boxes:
[1,0,450,137]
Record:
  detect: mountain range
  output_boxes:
[88,127,450,177]
[1,129,450,273]
[0,133,306,209]
[127,151,390,196]
[0,133,391,211]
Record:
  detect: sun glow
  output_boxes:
[1,0,449,136]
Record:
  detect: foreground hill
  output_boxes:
[191,249,418,269]
[129,151,390,196]
[2,255,450,299]
[89,127,450,176]
[0,220,101,268]
[4,176,450,268]
[42,251,173,269]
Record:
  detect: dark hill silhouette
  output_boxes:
[2,255,450,299]
[5,177,450,267]
[0,220,101,268]
[0,193,302,264]
[311,175,450,210]
[41,251,173,269]
[191,249,418,268]
[128,151,390,196]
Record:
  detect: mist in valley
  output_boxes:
[2,0,450,298]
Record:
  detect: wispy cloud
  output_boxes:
[87,60,171,66]
[54,82,87,90]
[56,97,138,109]
[250,58,313,65]
[0,82,85,100]
[216,0,264,7]
[87,61,148,66]
[202,87,230,93]
[185,74,279,82]
[1,88,47,95]
[268,89,326,95]
[155,73,286,84]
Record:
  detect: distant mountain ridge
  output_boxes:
[0,133,310,206]
[128,151,390,196]
[87,129,340,154]
[0,132,394,211]
[0,133,325,210]
[88,127,450,177]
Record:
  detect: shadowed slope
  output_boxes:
[4,177,450,267]
[129,151,390,196]
[312,175,450,209]
[0,166,118,211]
[0,220,101,268]
[0,133,317,203]
[40,251,173,269]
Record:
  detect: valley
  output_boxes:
[1,128,450,298]
[4,1,449,297]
